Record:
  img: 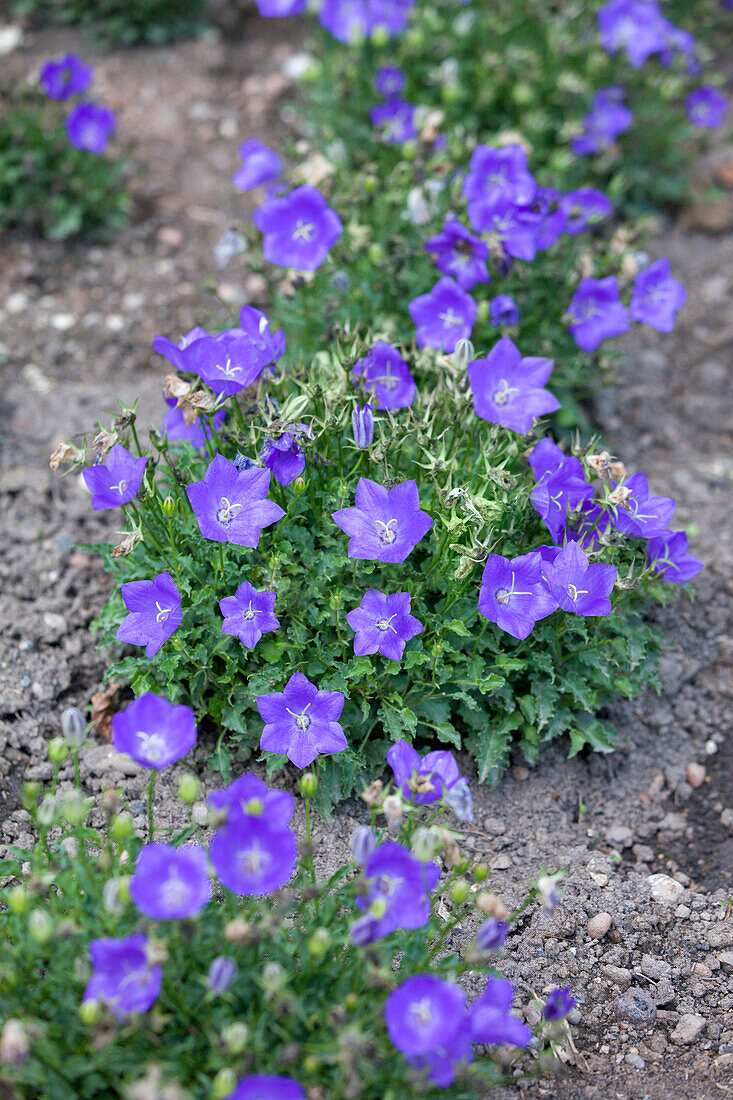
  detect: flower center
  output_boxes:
[137,732,167,763]
[375,614,398,633]
[218,357,242,379]
[566,584,588,602]
[495,570,532,605]
[286,703,312,730]
[242,601,261,621]
[240,838,271,875]
[411,997,434,1027]
[492,378,520,406]
[375,368,398,392]
[374,518,398,545]
[160,871,190,910]
[292,220,315,242]
[438,307,463,327]
[155,602,171,624]
[112,479,129,494]
[217,497,242,526]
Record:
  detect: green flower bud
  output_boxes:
[345,992,358,1011]
[178,774,200,804]
[406,27,424,48]
[37,795,61,828]
[363,175,377,194]
[307,928,331,958]
[21,781,41,813]
[47,737,69,764]
[451,878,470,906]
[476,300,490,324]
[211,1070,237,1099]
[440,83,461,104]
[412,827,438,862]
[512,82,534,105]
[162,495,177,517]
[302,1055,319,1074]
[473,862,490,883]
[402,140,418,161]
[28,909,54,945]
[6,886,29,916]
[79,999,102,1026]
[61,706,86,748]
[370,23,389,46]
[368,243,384,264]
[298,772,318,798]
[221,1022,249,1054]
[109,811,136,844]
[62,790,92,826]
[293,477,306,495]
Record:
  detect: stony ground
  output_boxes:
[0,15,732,1100]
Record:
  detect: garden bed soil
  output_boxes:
[1,17,732,1100]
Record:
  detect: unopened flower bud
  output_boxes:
[293,476,306,494]
[0,1019,29,1065]
[349,825,376,865]
[37,794,61,828]
[62,790,92,826]
[221,1021,249,1054]
[345,992,358,1011]
[47,737,69,765]
[7,886,29,915]
[110,812,136,844]
[261,961,286,992]
[162,495,177,517]
[382,794,403,827]
[177,774,200,804]
[224,919,252,945]
[473,862,489,882]
[363,174,377,194]
[61,706,86,748]
[298,771,318,798]
[103,877,129,916]
[367,243,384,264]
[307,928,331,958]
[451,878,470,906]
[79,999,102,1026]
[537,875,559,913]
[206,956,238,994]
[352,403,374,449]
[371,23,389,46]
[211,1069,237,1099]
[476,892,511,921]
[412,827,438,862]
[453,338,475,372]
[476,917,509,951]
[29,909,54,945]
[192,801,210,826]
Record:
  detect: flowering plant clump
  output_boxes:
[0,54,127,239]
[13,0,207,45]
[0,713,574,1098]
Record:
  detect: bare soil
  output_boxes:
[0,16,732,1100]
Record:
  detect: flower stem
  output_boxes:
[147,771,157,841]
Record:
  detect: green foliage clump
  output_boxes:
[0,738,564,1099]
[12,0,207,46]
[0,91,129,240]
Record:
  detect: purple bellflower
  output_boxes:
[476,918,509,951]
[163,404,226,449]
[470,977,532,1047]
[375,65,405,98]
[206,956,238,994]
[528,438,594,544]
[208,772,294,828]
[40,54,93,101]
[409,276,477,353]
[686,86,728,127]
[210,816,297,896]
[83,443,147,511]
[129,843,212,920]
[424,218,490,291]
[610,471,675,537]
[260,423,312,486]
[187,454,284,547]
[332,477,433,563]
[567,276,630,353]
[462,144,537,208]
[183,330,271,396]
[629,258,687,332]
[117,571,183,658]
[65,102,116,154]
[370,99,417,143]
[152,325,210,373]
[466,196,541,262]
[252,185,343,271]
[112,692,197,770]
[353,342,416,410]
[560,188,612,234]
[318,0,414,42]
[468,336,560,434]
[232,138,283,192]
[257,671,347,769]
[346,590,423,660]
[84,935,161,1020]
[351,840,440,944]
[597,0,668,67]
[646,531,703,584]
[387,740,468,807]
[478,551,558,640]
[543,987,577,1022]
[489,294,519,326]
[219,581,279,650]
[238,303,286,365]
[541,542,617,616]
[384,975,473,1088]
[227,1077,305,1100]
[352,403,374,448]
[572,86,633,155]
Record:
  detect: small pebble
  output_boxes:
[685,762,706,788]
[671,1014,706,1044]
[615,989,657,1024]
[647,873,685,906]
[587,912,613,939]
[626,1053,645,1070]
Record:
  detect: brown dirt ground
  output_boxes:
[0,15,732,1100]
